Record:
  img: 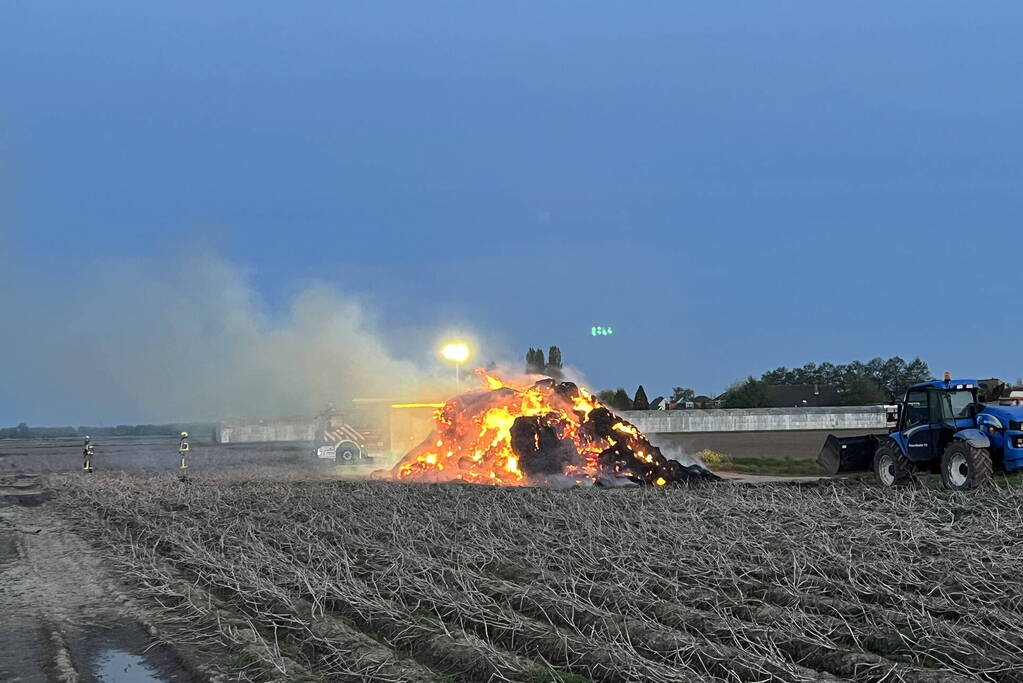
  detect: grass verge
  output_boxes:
[714,456,825,477]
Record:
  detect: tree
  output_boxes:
[842,376,887,406]
[880,357,908,397]
[721,378,770,409]
[596,389,616,405]
[611,388,632,411]
[525,348,546,374]
[817,362,841,387]
[900,357,931,395]
[546,345,563,380]
[793,363,818,385]
[670,387,695,403]
[1016,377,1023,389]
[761,366,790,384]
[633,385,650,410]
[757,356,931,401]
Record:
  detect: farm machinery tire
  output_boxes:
[873,440,914,488]
[940,441,993,491]
[335,440,363,463]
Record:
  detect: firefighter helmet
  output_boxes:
[180,431,188,438]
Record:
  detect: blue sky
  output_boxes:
[2,2,1022,423]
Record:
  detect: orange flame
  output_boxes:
[473,368,510,391]
[392,370,686,486]
[395,371,615,484]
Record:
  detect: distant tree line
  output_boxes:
[759,357,931,398]
[596,385,650,412]
[596,356,935,411]
[721,356,932,408]
[525,346,564,379]
[0,422,217,440]
[719,378,772,409]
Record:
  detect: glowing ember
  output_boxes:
[392,371,718,487]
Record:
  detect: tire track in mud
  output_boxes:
[74,503,448,681]
[0,476,201,683]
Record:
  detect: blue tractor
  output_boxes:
[818,375,1023,490]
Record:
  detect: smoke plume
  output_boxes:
[0,250,431,425]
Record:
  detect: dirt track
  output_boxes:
[0,474,199,682]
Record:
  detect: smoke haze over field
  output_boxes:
[0,250,442,425]
[4,3,1023,413]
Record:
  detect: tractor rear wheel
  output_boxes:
[940,441,992,491]
[873,440,913,488]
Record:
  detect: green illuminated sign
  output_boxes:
[591,326,614,337]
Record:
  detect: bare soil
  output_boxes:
[0,436,347,476]
[54,473,1023,682]
[0,474,198,683]
[5,436,1017,682]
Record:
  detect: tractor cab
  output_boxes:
[888,377,981,466]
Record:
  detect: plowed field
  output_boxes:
[60,475,1023,682]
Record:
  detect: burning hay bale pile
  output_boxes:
[393,374,719,486]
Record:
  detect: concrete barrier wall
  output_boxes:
[217,406,889,444]
[618,406,888,435]
[217,418,316,444]
[647,429,876,461]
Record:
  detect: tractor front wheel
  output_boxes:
[940,441,992,491]
[873,440,914,488]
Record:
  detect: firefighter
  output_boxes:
[178,431,189,470]
[82,436,95,473]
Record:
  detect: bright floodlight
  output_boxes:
[441,342,470,363]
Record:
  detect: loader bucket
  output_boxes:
[817,434,878,475]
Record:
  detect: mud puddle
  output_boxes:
[93,649,164,682]
[71,624,197,683]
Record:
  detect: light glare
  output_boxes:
[441,342,470,363]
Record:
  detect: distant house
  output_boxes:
[763,383,839,408]
[671,395,721,410]
[648,397,669,410]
